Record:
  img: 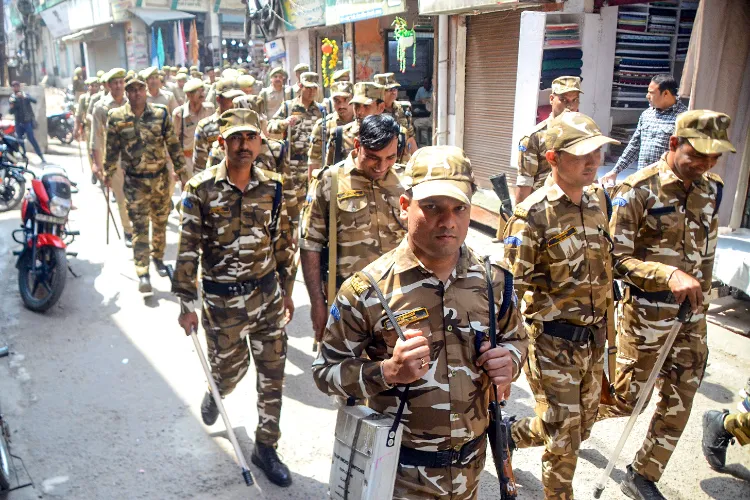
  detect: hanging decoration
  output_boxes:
[321,38,339,87]
[392,17,416,73]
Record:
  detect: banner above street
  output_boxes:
[325,0,406,26]
[282,0,326,31]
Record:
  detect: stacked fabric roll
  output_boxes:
[540,23,582,90]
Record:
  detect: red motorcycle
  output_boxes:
[12,166,79,312]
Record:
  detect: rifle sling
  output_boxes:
[326,166,339,307]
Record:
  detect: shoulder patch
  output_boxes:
[612,196,628,207]
[182,197,194,209]
[623,163,660,188]
[518,143,527,152]
[706,172,724,186]
[503,235,522,247]
[330,304,341,321]
[349,273,370,296]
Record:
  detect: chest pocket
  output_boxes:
[337,191,370,232]
[545,227,584,285]
[386,193,406,235]
[644,205,681,241]
[205,196,240,247]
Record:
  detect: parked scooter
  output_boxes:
[12,166,79,312]
[47,111,75,145]
[0,135,31,212]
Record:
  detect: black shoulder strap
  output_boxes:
[714,183,723,218]
[270,180,283,238]
[334,126,343,164]
[603,188,613,221]
[161,108,168,137]
[398,131,405,159]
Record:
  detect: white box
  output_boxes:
[329,405,403,500]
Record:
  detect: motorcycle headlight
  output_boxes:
[50,195,71,217]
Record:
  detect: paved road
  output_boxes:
[0,144,748,499]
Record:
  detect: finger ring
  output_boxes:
[419,358,426,368]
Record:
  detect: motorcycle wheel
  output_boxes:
[0,417,10,490]
[0,177,24,212]
[59,128,74,145]
[18,246,67,312]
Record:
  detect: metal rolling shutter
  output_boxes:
[463,10,522,189]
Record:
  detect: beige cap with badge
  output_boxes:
[219,109,262,138]
[349,82,385,105]
[183,79,205,93]
[545,111,619,156]
[403,146,477,204]
[551,76,583,95]
[674,110,736,154]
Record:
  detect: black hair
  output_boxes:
[651,74,679,96]
[359,114,400,152]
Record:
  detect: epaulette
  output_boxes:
[258,168,283,183]
[151,103,169,115]
[312,165,329,180]
[706,172,724,186]
[349,273,370,295]
[522,119,548,139]
[187,167,216,189]
[514,185,549,217]
[623,163,660,188]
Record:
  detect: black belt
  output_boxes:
[399,433,485,468]
[629,286,676,304]
[536,319,599,343]
[202,271,276,297]
[127,167,168,179]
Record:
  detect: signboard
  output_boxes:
[325,0,405,26]
[265,38,286,62]
[39,2,73,39]
[418,0,539,16]
[281,0,325,31]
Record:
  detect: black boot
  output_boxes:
[124,233,133,248]
[504,414,516,455]
[138,275,152,294]
[91,173,98,185]
[251,443,292,487]
[702,410,733,470]
[620,464,665,500]
[200,392,219,426]
[152,258,169,277]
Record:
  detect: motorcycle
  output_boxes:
[12,166,79,312]
[0,136,30,212]
[47,111,75,145]
[0,396,11,491]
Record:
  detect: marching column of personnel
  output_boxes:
[77,61,748,498]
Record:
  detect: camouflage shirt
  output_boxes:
[267,97,324,178]
[517,119,552,190]
[90,94,127,153]
[610,153,722,293]
[172,102,215,155]
[384,100,415,140]
[307,112,352,167]
[172,157,295,309]
[104,103,187,181]
[299,152,406,282]
[324,120,412,169]
[193,112,221,173]
[312,240,527,451]
[503,181,612,326]
[147,88,178,115]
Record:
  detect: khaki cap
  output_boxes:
[140,66,159,80]
[294,63,310,74]
[374,72,400,89]
[332,69,351,82]
[216,78,244,99]
[184,78,205,93]
[551,76,583,95]
[269,67,287,78]
[205,66,214,72]
[330,81,354,99]
[675,110,736,154]
[237,75,256,89]
[219,108,262,138]
[403,146,476,204]
[222,68,240,79]
[189,65,199,72]
[349,82,385,105]
[96,70,105,78]
[300,72,319,88]
[177,67,188,74]
[85,77,99,85]
[174,73,188,82]
[106,68,127,83]
[545,111,619,156]
[125,76,147,90]
[237,68,248,75]
[74,67,83,75]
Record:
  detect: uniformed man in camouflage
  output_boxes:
[258,67,287,124]
[285,63,310,101]
[324,82,411,170]
[300,114,406,343]
[267,72,324,213]
[321,69,351,114]
[307,81,354,177]
[502,111,619,499]
[515,76,582,204]
[141,66,179,115]
[173,79,214,178]
[374,72,418,154]
[193,78,244,173]
[75,77,100,182]
[313,146,527,499]
[90,68,133,247]
[596,110,735,500]
[103,76,189,294]
[702,408,750,470]
[172,109,295,487]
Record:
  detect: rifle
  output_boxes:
[489,173,514,219]
[482,259,517,499]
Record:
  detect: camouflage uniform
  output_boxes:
[173,100,214,177]
[193,113,221,173]
[104,98,187,277]
[597,111,736,483]
[76,89,93,162]
[313,146,527,499]
[374,73,415,141]
[91,90,133,235]
[172,110,295,446]
[502,112,618,499]
[300,152,406,285]
[324,121,412,170]
[267,79,324,210]
[725,412,750,445]
[307,81,354,169]
[516,119,552,192]
[321,69,351,114]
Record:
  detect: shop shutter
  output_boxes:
[463,10,522,189]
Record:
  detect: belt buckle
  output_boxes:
[573,326,589,343]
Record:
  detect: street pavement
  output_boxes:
[0,143,748,499]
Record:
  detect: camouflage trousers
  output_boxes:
[597,299,708,482]
[511,327,604,499]
[201,277,287,446]
[110,165,133,234]
[725,412,750,445]
[394,441,486,499]
[123,171,171,277]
